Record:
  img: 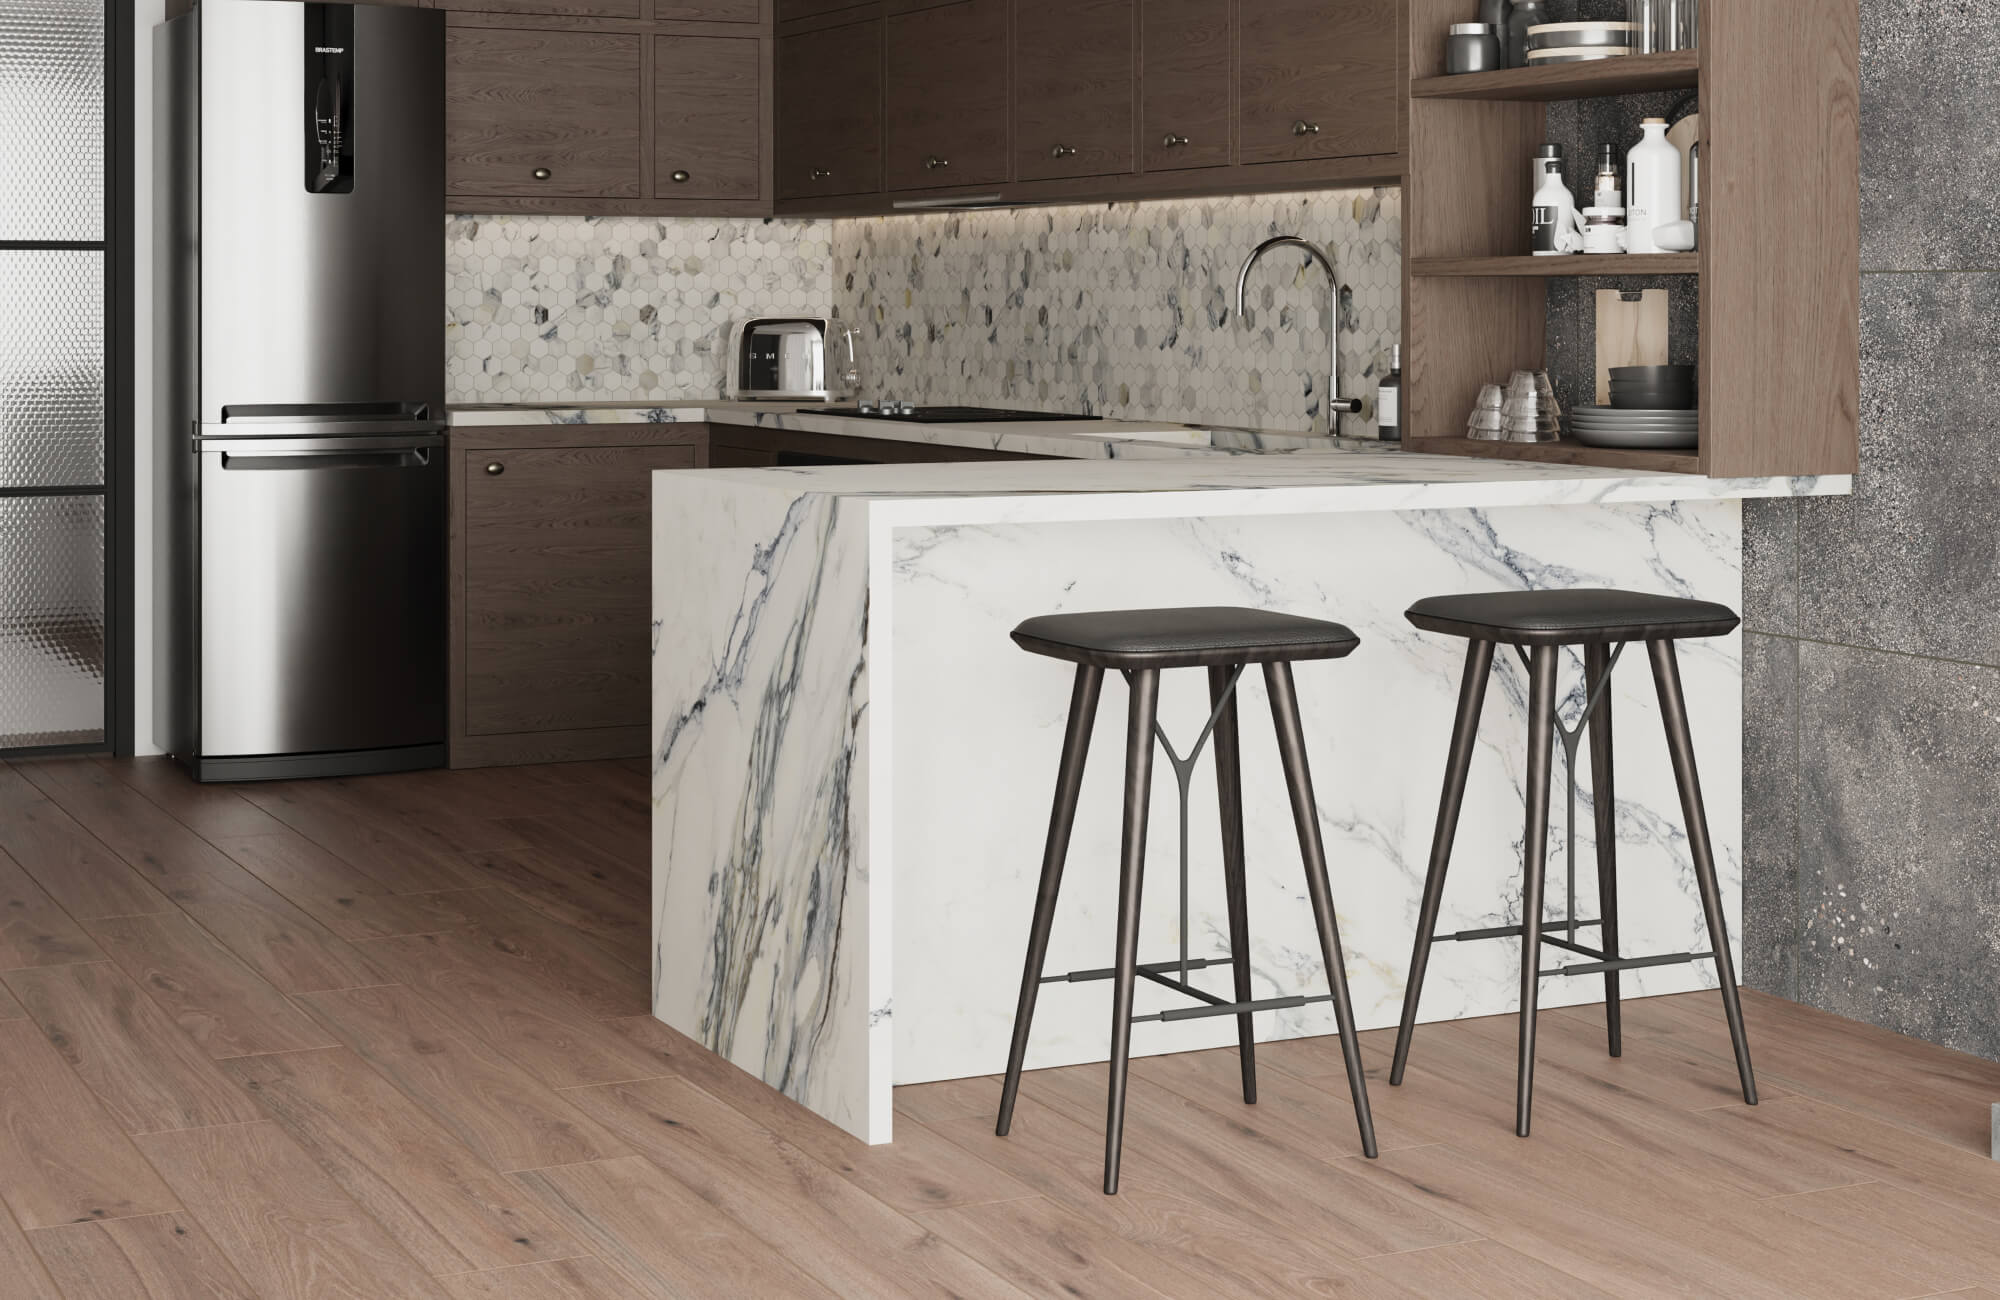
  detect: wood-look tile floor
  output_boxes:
[0,755,1996,1296]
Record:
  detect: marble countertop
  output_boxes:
[444,400,1376,460]
[450,400,1853,515]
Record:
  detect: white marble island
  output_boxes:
[651,448,1848,1143]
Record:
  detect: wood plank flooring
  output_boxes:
[0,756,1996,1297]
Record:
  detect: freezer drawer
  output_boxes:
[198,434,445,759]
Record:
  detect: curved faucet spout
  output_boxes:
[1233,234,1364,430]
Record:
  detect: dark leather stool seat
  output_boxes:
[1406,589,1740,646]
[998,606,1377,1194]
[1392,586,1758,1139]
[1012,606,1360,668]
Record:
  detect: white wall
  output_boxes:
[132,0,165,754]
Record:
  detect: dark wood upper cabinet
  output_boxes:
[654,34,763,199]
[656,0,762,20]
[432,0,643,20]
[1139,0,1230,172]
[883,0,1007,190]
[1237,0,1398,164]
[446,26,643,198]
[776,17,883,198]
[1013,0,1134,182]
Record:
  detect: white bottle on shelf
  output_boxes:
[1626,117,1684,255]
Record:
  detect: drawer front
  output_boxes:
[461,443,694,736]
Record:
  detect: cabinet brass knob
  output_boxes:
[811,167,833,180]
[1162,133,1190,148]
[531,167,552,180]
[924,155,949,170]
[485,462,504,476]
[670,169,691,183]
[1291,120,1321,137]
[1050,144,1076,159]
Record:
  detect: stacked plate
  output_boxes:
[1525,21,1634,62]
[1570,404,1699,450]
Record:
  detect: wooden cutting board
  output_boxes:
[1595,289,1670,404]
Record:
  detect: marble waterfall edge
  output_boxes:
[651,484,873,1137]
[654,458,1761,1144]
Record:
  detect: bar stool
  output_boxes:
[995,606,1378,1194]
[1390,589,1758,1137]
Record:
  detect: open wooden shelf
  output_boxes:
[1411,253,1700,278]
[1407,436,1700,475]
[1410,49,1700,102]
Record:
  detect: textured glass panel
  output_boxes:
[0,250,104,489]
[0,494,104,748]
[0,0,105,242]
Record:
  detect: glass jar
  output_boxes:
[1626,0,1661,54]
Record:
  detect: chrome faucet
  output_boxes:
[1234,235,1364,432]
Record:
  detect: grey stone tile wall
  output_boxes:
[1742,0,2000,1063]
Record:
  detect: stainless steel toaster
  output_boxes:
[729,317,832,400]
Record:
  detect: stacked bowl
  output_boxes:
[1571,365,1699,449]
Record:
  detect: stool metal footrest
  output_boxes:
[1440,918,1601,943]
[1137,992,1338,1024]
[1541,950,1715,979]
[1043,955,1237,986]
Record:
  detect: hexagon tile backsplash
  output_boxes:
[832,190,1402,436]
[446,190,1403,435]
[445,214,834,405]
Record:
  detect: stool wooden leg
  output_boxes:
[1584,642,1622,1059]
[1648,639,1759,1106]
[998,665,1105,1138]
[1104,668,1161,1195]
[1392,638,1496,1086]
[1264,660,1378,1159]
[1208,664,1257,1105]
[1517,644,1560,1137]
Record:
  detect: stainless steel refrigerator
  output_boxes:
[156,0,446,781]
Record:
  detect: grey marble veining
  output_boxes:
[651,448,1841,1142]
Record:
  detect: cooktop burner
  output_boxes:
[800,404,1103,424]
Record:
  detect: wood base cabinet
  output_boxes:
[450,425,706,768]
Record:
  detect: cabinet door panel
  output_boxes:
[883,0,1007,190]
[654,34,763,199]
[1237,0,1397,164]
[447,27,643,198]
[462,444,695,737]
[1140,0,1230,172]
[777,18,883,198]
[1014,0,1133,181]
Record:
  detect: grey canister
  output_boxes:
[1446,23,1503,75]
[1480,0,1512,65]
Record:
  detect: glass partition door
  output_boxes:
[0,0,116,753]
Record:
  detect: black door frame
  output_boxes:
[0,0,132,760]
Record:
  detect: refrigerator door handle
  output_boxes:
[219,446,433,472]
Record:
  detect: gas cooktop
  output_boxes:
[800,404,1103,424]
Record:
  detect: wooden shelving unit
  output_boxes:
[1409,49,1699,102]
[1411,253,1699,278]
[1400,0,1860,478]
[1405,436,1701,475]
